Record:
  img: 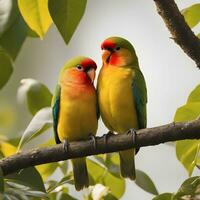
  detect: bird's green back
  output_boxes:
[131,67,147,129]
[51,84,61,144]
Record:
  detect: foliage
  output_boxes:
[18,0,52,38]
[174,85,200,176]
[181,3,200,38]
[182,4,200,29]
[17,107,53,150]
[0,51,13,90]
[48,0,87,44]
[17,78,52,115]
[0,0,88,89]
[135,170,158,195]
[0,0,27,61]
[0,143,47,199]
[153,176,200,200]
[0,0,199,199]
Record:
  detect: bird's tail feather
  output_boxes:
[119,149,136,180]
[72,157,89,191]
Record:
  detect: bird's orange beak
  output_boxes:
[87,68,96,83]
[102,49,113,63]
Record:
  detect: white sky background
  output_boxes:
[4,0,200,199]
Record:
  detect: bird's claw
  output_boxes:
[63,139,69,153]
[126,128,139,154]
[126,128,136,144]
[103,131,114,149]
[89,135,97,150]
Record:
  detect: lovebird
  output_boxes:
[97,36,147,180]
[52,56,98,190]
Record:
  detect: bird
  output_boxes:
[97,36,147,180]
[52,56,98,191]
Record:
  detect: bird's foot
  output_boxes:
[63,139,69,153]
[126,128,137,143]
[89,134,97,150]
[103,131,114,148]
[126,128,139,154]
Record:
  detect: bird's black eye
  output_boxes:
[116,46,120,51]
[76,64,84,71]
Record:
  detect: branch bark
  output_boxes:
[153,0,200,69]
[0,119,200,176]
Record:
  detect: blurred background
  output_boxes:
[0,0,200,199]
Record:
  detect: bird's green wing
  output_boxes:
[132,69,147,129]
[51,84,61,144]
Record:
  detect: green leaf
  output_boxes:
[7,167,46,192]
[48,0,87,44]
[174,104,200,175]
[176,140,200,176]
[0,0,18,36]
[0,168,4,193]
[17,107,53,150]
[18,0,52,38]
[17,78,52,115]
[94,154,121,178]
[40,136,55,146]
[197,33,200,39]
[0,2,27,60]
[95,153,158,195]
[4,182,47,199]
[105,154,120,178]
[104,193,118,200]
[87,159,125,199]
[103,171,125,199]
[94,154,107,165]
[27,27,39,38]
[187,84,200,103]
[21,190,47,198]
[49,192,57,200]
[0,16,27,60]
[135,170,159,195]
[59,161,69,175]
[4,186,30,200]
[0,141,16,157]
[59,173,74,185]
[49,187,76,200]
[182,4,200,28]
[0,51,13,90]
[46,180,58,192]
[196,157,200,169]
[36,162,58,181]
[57,192,77,200]
[174,176,200,200]
[87,159,105,184]
[174,85,200,176]
[47,174,73,193]
[174,103,200,122]
[152,193,173,200]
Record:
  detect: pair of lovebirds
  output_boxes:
[52,36,147,191]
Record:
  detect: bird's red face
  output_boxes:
[101,40,117,64]
[101,39,134,67]
[61,58,97,86]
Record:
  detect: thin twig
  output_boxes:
[153,0,200,68]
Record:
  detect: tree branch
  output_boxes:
[153,0,200,69]
[0,119,200,176]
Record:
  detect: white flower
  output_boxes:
[91,184,109,200]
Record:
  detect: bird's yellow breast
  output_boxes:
[98,65,138,133]
[57,84,98,142]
